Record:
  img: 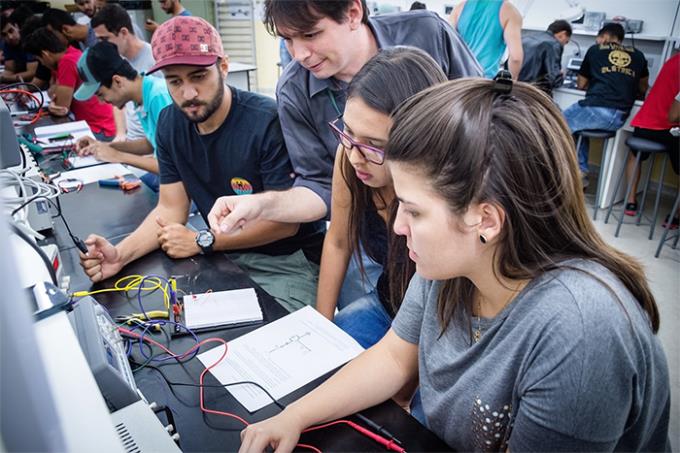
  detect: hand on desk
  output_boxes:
[79,234,124,282]
[77,140,123,163]
[208,194,261,234]
[48,103,69,117]
[156,216,200,258]
[91,143,122,163]
[76,136,96,154]
[239,411,304,453]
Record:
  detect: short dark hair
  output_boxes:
[409,1,426,10]
[42,8,76,31]
[100,60,138,88]
[91,4,133,34]
[23,27,68,55]
[547,19,572,36]
[263,0,369,36]
[1,5,32,30]
[598,22,625,41]
[19,15,42,49]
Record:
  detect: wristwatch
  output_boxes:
[195,229,215,254]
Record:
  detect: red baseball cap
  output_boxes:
[147,16,225,74]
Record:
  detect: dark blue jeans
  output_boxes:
[140,172,159,192]
[563,103,626,173]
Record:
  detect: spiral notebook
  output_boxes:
[182,288,263,330]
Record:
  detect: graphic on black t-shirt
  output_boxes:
[231,177,253,195]
[578,43,648,110]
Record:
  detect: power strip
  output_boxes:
[17,143,56,232]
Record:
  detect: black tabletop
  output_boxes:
[32,119,451,453]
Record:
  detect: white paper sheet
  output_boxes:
[184,288,263,329]
[68,155,104,169]
[52,163,130,185]
[34,120,94,149]
[197,306,364,412]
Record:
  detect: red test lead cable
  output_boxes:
[304,420,406,453]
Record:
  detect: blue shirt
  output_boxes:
[457,0,506,78]
[138,75,172,152]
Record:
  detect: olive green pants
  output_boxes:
[228,250,319,312]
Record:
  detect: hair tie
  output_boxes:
[492,70,513,95]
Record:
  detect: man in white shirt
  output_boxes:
[91,4,157,143]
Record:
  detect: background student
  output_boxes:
[450,0,523,79]
[563,22,649,188]
[73,41,172,191]
[0,6,37,83]
[518,19,572,95]
[91,4,158,144]
[620,52,679,226]
[238,79,670,452]
[23,27,116,141]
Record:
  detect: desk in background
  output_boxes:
[228,62,257,91]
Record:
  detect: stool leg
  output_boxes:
[636,154,655,226]
[655,191,680,258]
[648,155,668,240]
[593,138,609,220]
[615,153,641,236]
[605,150,633,224]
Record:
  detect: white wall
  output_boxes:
[523,0,679,37]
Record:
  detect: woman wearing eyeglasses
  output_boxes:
[317,47,446,351]
[239,78,670,452]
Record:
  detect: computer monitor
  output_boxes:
[0,96,22,169]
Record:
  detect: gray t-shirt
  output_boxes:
[392,260,670,451]
[125,42,157,141]
[275,10,482,214]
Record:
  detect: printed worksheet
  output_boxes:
[197,306,365,412]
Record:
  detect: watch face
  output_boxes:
[197,230,214,248]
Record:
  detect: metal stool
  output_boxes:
[604,137,668,238]
[655,191,680,258]
[575,129,616,219]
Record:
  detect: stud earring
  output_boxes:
[479,234,487,244]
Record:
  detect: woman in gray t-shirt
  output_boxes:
[238,77,671,452]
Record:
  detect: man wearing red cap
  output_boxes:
[78,16,325,312]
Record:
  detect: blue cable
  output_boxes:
[135,274,171,320]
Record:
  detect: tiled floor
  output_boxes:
[588,189,679,447]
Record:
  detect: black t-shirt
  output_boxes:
[2,42,34,71]
[35,63,51,83]
[157,86,325,259]
[578,42,648,111]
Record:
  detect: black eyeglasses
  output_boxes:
[328,117,386,165]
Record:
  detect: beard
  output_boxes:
[179,71,225,124]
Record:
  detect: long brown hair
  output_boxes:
[386,79,660,332]
[341,47,447,313]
